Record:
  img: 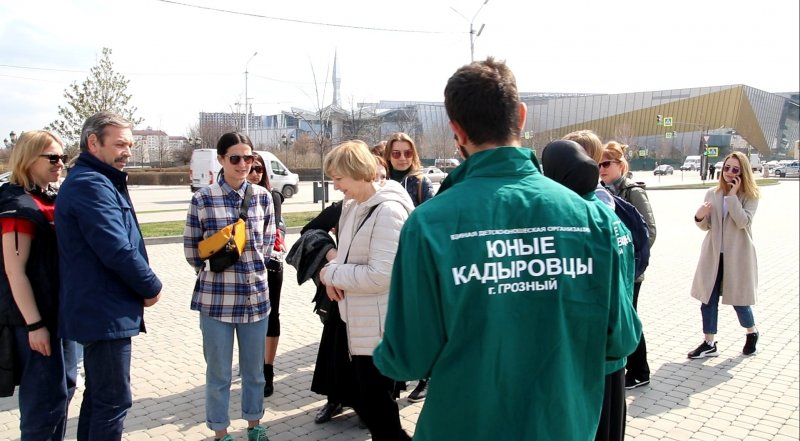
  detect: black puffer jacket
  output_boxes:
[0,184,60,328]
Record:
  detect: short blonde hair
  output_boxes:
[324,140,377,182]
[563,130,603,163]
[9,130,64,190]
[602,141,630,175]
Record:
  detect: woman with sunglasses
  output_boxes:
[184,132,275,441]
[600,141,657,392]
[246,154,286,398]
[688,151,760,359]
[0,130,77,440]
[383,132,434,207]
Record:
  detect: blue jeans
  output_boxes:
[77,338,132,441]
[199,313,268,431]
[14,326,77,441]
[701,256,755,334]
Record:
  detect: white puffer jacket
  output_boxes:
[321,180,414,355]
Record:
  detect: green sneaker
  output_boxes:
[247,425,269,441]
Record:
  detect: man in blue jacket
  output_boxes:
[373,58,640,440]
[56,111,162,440]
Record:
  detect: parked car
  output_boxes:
[774,161,800,178]
[422,166,447,183]
[653,165,674,175]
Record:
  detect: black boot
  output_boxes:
[263,364,274,397]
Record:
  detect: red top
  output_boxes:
[0,193,55,237]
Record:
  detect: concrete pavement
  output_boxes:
[0,182,797,440]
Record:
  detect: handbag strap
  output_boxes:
[343,204,379,264]
[239,184,254,221]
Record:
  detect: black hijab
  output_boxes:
[541,140,600,197]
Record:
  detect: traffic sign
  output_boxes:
[703,135,710,143]
[706,147,719,157]
[665,132,673,139]
[638,149,648,157]
[664,117,673,127]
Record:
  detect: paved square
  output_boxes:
[1,182,797,440]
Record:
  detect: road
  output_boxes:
[131,170,791,224]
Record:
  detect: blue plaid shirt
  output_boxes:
[184,180,275,323]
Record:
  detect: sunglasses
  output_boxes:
[40,154,68,165]
[391,150,413,159]
[723,165,741,174]
[598,160,619,169]
[249,165,264,173]
[226,154,255,165]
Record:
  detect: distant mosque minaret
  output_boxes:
[332,50,341,107]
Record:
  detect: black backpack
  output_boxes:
[611,185,651,279]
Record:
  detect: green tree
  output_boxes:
[48,48,142,154]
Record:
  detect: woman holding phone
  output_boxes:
[688,151,760,359]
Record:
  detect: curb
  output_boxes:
[144,226,303,246]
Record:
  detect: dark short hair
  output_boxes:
[216,132,253,156]
[444,57,520,146]
[79,111,133,152]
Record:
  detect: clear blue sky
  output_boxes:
[1,0,798,141]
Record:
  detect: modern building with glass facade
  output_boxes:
[386,85,799,162]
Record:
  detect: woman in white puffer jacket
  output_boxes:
[320,140,414,441]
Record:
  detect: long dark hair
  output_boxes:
[251,153,271,190]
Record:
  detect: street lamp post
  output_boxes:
[281,133,295,166]
[451,0,489,62]
[244,51,258,136]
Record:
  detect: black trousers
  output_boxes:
[625,281,650,380]
[350,356,410,441]
[266,260,283,337]
[595,368,626,441]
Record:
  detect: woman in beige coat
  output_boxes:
[688,151,760,359]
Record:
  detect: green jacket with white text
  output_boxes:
[374,147,640,441]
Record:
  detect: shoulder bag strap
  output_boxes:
[239,184,254,221]
[417,174,424,205]
[343,204,380,264]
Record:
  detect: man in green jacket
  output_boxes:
[373,58,641,441]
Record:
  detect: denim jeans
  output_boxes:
[701,256,756,334]
[199,313,268,431]
[77,338,132,441]
[14,326,77,441]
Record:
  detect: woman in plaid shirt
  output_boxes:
[183,132,275,441]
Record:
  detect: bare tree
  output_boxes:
[197,121,235,149]
[341,98,379,144]
[614,122,636,147]
[155,136,170,168]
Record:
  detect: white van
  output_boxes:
[189,149,220,192]
[680,155,702,171]
[749,153,762,172]
[254,151,300,198]
[189,149,300,198]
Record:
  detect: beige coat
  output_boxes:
[321,181,414,356]
[690,187,759,305]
